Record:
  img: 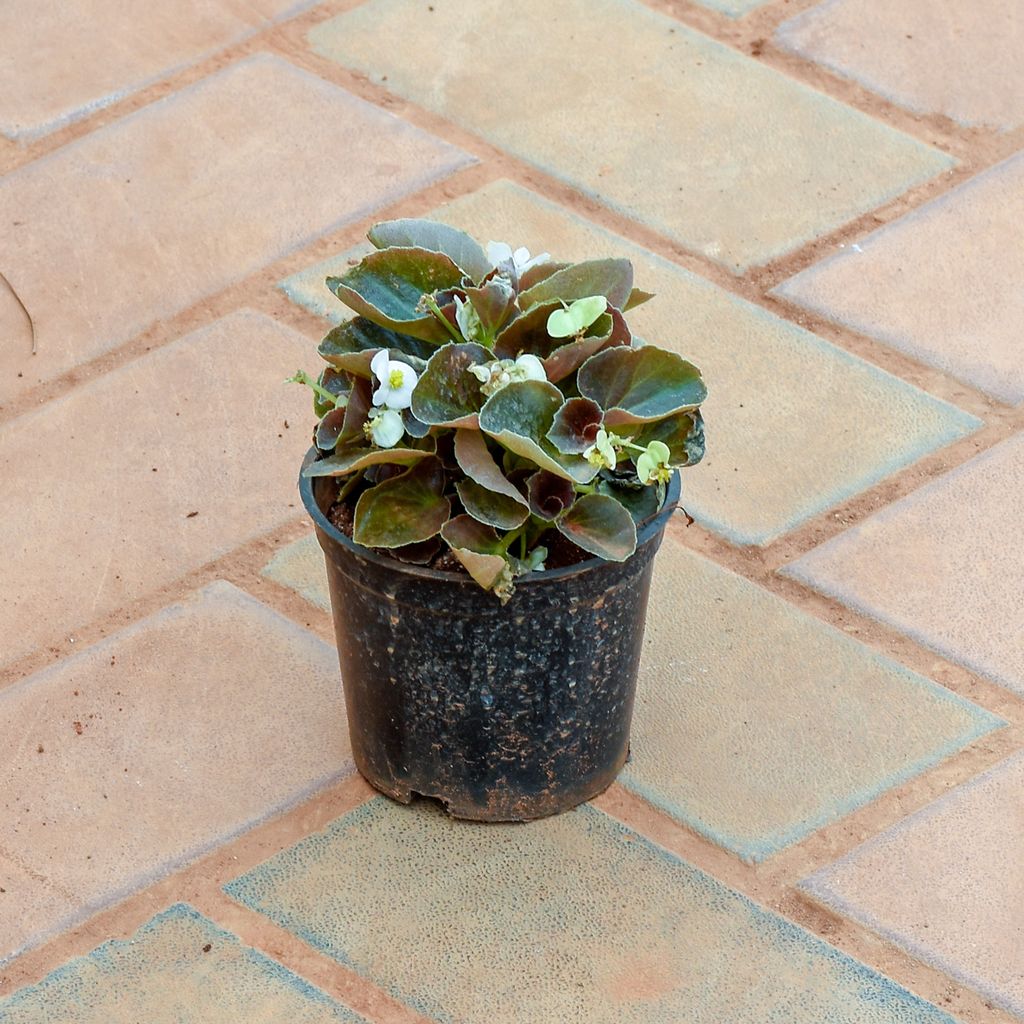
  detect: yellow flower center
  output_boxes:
[388,368,405,389]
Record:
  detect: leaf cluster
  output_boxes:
[295,219,706,600]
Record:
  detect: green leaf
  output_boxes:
[453,429,530,506]
[353,457,451,548]
[411,342,491,427]
[479,380,598,484]
[624,287,655,311]
[577,346,706,426]
[318,317,433,377]
[546,397,603,454]
[557,493,637,561]
[366,219,491,281]
[633,410,705,467]
[439,515,511,593]
[314,367,350,418]
[339,378,373,446]
[542,307,631,383]
[456,479,530,530]
[519,259,634,310]
[546,295,607,338]
[303,444,432,478]
[596,479,662,525]
[327,248,465,343]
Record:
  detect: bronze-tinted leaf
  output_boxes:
[492,300,562,359]
[462,278,517,339]
[556,493,637,562]
[518,261,569,291]
[411,342,491,427]
[518,259,633,311]
[453,429,529,505]
[624,287,655,311]
[526,471,576,521]
[456,479,529,530]
[303,443,433,478]
[353,456,451,548]
[439,515,510,592]
[327,248,465,343]
[315,407,347,452]
[542,305,632,382]
[577,346,706,426]
[339,378,373,446]
[366,219,491,281]
[546,397,603,454]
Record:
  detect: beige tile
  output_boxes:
[308,0,951,272]
[0,583,350,964]
[785,433,1024,694]
[804,752,1024,1017]
[777,0,1024,130]
[0,0,317,141]
[0,54,471,407]
[623,540,1000,860]
[262,536,331,612]
[776,151,1024,404]
[0,309,313,671]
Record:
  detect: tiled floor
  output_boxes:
[2,0,1022,1021]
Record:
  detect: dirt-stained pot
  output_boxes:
[300,448,679,822]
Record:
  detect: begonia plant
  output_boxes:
[291,219,706,601]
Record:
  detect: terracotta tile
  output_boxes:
[0,583,350,964]
[281,180,979,545]
[0,309,312,671]
[0,0,319,141]
[784,434,1024,695]
[803,752,1024,1017]
[308,0,951,272]
[0,54,471,407]
[226,799,956,1023]
[0,904,365,1022]
[622,539,1001,860]
[777,0,1024,130]
[775,152,1024,404]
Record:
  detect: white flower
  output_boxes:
[512,353,546,382]
[486,241,550,274]
[469,354,548,397]
[370,350,418,410]
[636,440,672,485]
[364,407,405,449]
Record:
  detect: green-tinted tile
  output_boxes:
[697,0,770,15]
[623,541,1003,860]
[308,0,952,271]
[262,536,332,612]
[280,244,372,324]
[284,180,978,545]
[0,904,365,1023]
[227,798,956,1023]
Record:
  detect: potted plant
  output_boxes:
[290,219,706,821]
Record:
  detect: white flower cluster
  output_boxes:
[365,350,419,448]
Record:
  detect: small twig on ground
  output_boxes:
[0,269,36,354]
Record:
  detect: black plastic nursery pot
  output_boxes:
[300,448,679,822]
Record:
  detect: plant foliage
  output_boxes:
[291,221,706,601]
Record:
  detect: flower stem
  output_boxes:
[286,369,346,409]
[421,295,464,343]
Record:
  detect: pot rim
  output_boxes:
[299,446,681,586]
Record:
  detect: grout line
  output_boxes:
[197,892,434,1024]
